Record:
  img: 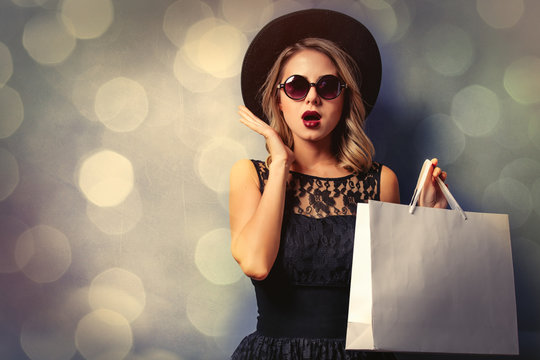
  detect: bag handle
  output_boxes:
[408,159,467,220]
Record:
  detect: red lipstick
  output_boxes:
[302,111,321,128]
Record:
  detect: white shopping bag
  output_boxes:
[346,160,519,354]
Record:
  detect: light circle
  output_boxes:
[0,147,19,201]
[173,50,221,93]
[186,282,241,337]
[504,56,540,105]
[476,0,524,29]
[532,179,540,217]
[0,42,13,86]
[89,268,146,322]
[182,17,247,78]
[0,85,24,138]
[196,137,247,193]
[451,85,500,136]
[482,178,532,228]
[22,12,76,65]
[61,0,114,39]
[162,0,213,48]
[195,228,243,285]
[86,189,143,235]
[20,312,77,360]
[423,24,474,77]
[75,309,133,360]
[94,77,149,132]
[15,225,72,283]
[78,150,134,207]
[0,215,28,273]
[221,0,273,32]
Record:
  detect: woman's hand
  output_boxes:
[419,158,448,208]
[238,105,294,168]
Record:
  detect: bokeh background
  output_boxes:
[0,0,539,359]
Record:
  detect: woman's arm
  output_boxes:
[229,106,294,280]
[380,165,400,203]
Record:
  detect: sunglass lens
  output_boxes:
[317,75,341,99]
[284,75,309,99]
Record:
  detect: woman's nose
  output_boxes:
[304,85,320,104]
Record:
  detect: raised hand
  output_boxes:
[419,158,448,208]
[238,105,294,168]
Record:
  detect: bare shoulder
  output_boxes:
[380,165,400,204]
[230,158,260,191]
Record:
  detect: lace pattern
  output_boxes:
[251,160,381,218]
[250,160,382,286]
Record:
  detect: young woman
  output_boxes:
[229,10,447,360]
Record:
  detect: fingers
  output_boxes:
[238,105,271,136]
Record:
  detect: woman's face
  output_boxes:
[278,49,344,147]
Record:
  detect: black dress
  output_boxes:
[231,160,396,360]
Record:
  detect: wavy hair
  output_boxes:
[260,37,374,173]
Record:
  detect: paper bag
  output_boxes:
[346,160,519,355]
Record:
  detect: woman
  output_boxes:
[229,10,447,360]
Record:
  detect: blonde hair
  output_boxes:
[260,38,374,173]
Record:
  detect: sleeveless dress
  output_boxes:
[231,160,396,360]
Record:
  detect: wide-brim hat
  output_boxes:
[241,9,382,123]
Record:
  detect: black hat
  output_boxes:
[240,9,382,123]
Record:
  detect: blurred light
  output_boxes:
[265,0,304,18]
[78,149,134,207]
[174,79,240,150]
[0,42,13,86]
[423,24,474,76]
[0,85,24,138]
[482,178,532,228]
[61,0,113,39]
[86,188,143,235]
[14,225,72,283]
[361,0,392,10]
[163,0,213,48]
[195,228,242,285]
[0,147,19,201]
[413,113,466,165]
[196,137,247,193]
[476,0,524,29]
[221,0,273,32]
[20,312,77,360]
[72,65,103,122]
[94,77,148,132]
[182,17,247,78]
[10,0,48,7]
[125,348,181,360]
[75,309,133,360]
[89,268,146,322]
[500,158,540,187]
[504,56,540,104]
[0,215,28,273]
[173,49,222,93]
[186,282,244,337]
[529,116,540,151]
[451,85,500,136]
[533,179,540,217]
[493,98,530,150]
[139,71,183,128]
[22,12,76,65]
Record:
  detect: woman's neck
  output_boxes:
[290,137,350,177]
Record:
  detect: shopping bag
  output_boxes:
[346,160,519,354]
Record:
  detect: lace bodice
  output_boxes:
[251,160,381,286]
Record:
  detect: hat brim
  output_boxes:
[241,9,382,123]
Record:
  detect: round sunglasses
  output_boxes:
[277,74,347,100]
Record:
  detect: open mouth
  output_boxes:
[302,111,321,121]
[302,111,321,128]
